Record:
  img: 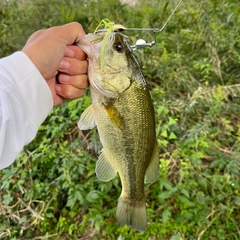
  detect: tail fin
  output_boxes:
[116,196,147,231]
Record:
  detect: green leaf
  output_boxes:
[197,195,206,204]
[233,196,240,206]
[19,216,27,225]
[75,191,84,204]
[169,132,177,139]
[168,117,177,126]
[177,196,195,207]
[2,194,13,205]
[86,191,99,203]
[1,180,10,189]
[158,191,172,200]
[180,189,190,198]
[171,233,182,240]
[158,139,169,147]
[159,179,173,191]
[67,195,77,208]
[157,105,166,115]
[161,130,168,138]
[162,208,171,223]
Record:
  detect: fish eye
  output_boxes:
[113,42,123,52]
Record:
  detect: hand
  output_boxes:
[22,22,88,106]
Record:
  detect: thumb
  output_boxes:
[55,22,86,45]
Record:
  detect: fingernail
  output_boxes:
[65,48,75,57]
[55,85,61,92]
[59,60,70,69]
[60,74,70,83]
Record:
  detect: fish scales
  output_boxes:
[77,29,159,231]
[95,81,155,194]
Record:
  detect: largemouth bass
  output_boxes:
[77,27,159,231]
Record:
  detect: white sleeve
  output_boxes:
[0,51,53,169]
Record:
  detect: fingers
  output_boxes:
[47,76,88,106]
[56,84,86,100]
[59,58,88,75]
[65,45,86,60]
[56,42,89,101]
[58,74,89,89]
[55,73,88,103]
[59,45,88,75]
[56,73,88,100]
[56,44,89,101]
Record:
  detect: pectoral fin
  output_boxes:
[96,149,117,182]
[146,141,159,183]
[78,105,96,130]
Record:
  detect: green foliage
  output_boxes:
[0,0,240,239]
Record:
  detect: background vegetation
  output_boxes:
[0,0,240,239]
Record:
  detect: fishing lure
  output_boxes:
[75,0,183,73]
[94,0,183,51]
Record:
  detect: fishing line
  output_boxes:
[126,0,183,33]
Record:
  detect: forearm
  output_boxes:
[0,52,53,169]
